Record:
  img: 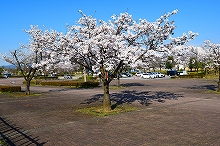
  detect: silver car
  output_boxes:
[142,73,155,79]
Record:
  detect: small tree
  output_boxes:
[188,57,198,71]
[1,26,59,94]
[0,66,4,75]
[203,40,220,91]
[2,48,38,94]
[166,56,175,70]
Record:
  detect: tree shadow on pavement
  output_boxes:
[81,90,184,108]
[120,83,146,87]
[0,117,46,146]
[186,85,218,91]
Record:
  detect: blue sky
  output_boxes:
[0,0,219,66]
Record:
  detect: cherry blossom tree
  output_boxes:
[166,44,207,72]
[1,25,61,94]
[56,12,132,111]
[167,45,188,70]
[203,40,220,91]
[41,10,196,111]
[2,47,40,95]
[188,46,207,71]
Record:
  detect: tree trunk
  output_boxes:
[116,78,120,87]
[25,79,31,95]
[102,79,111,111]
[218,66,220,92]
[99,60,124,111]
[205,68,208,78]
[100,69,111,111]
[116,72,120,87]
[83,67,87,82]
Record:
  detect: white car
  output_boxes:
[120,73,128,78]
[147,72,156,78]
[154,72,165,78]
[64,74,72,79]
[142,73,155,79]
[135,72,143,77]
[179,71,187,75]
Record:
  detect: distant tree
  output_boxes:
[166,56,175,70]
[1,26,60,94]
[2,48,39,94]
[0,66,4,75]
[203,40,220,91]
[187,46,206,72]
[188,57,198,71]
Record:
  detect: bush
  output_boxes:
[35,76,58,80]
[79,76,98,80]
[178,74,204,78]
[81,81,100,88]
[23,79,42,85]
[40,80,99,88]
[9,75,23,78]
[0,85,21,92]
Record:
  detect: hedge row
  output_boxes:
[22,80,41,85]
[40,80,99,88]
[0,85,21,92]
[178,74,204,78]
[35,76,58,80]
[79,76,98,80]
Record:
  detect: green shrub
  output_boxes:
[0,85,21,92]
[170,76,178,79]
[10,75,23,78]
[23,79,42,85]
[41,81,77,86]
[79,76,98,80]
[178,74,204,78]
[35,76,58,80]
[187,71,205,75]
[81,81,100,88]
[40,80,99,88]
[0,140,7,146]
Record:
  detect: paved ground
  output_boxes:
[0,77,220,146]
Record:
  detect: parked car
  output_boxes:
[125,72,133,77]
[93,72,101,77]
[147,72,156,78]
[120,73,128,78]
[142,73,155,79]
[154,72,165,78]
[179,70,188,75]
[64,74,72,79]
[3,73,11,78]
[135,72,143,77]
[167,70,179,76]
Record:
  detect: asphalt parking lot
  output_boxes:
[0,77,220,145]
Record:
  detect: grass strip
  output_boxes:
[77,105,139,117]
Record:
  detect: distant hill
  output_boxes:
[2,65,16,68]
